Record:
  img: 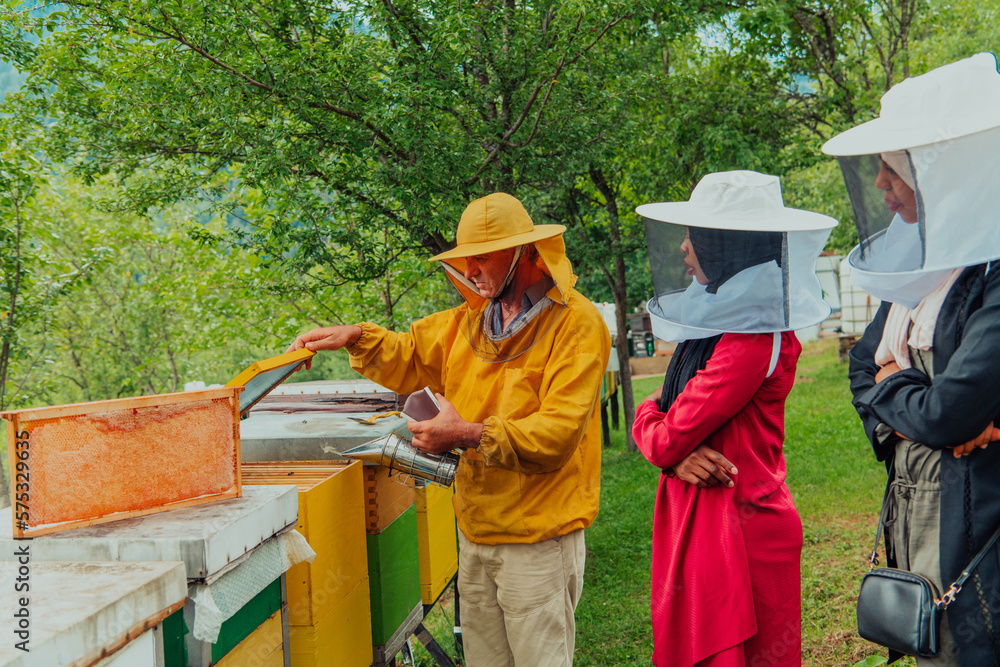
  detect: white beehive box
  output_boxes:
[838,256,882,335]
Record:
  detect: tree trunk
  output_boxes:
[589,167,638,451]
[611,274,637,452]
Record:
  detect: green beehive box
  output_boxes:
[162,577,283,667]
[367,504,422,647]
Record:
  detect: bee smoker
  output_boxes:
[342,433,459,487]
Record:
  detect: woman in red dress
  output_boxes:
[632,171,837,666]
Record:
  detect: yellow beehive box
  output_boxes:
[364,465,416,534]
[241,460,367,626]
[416,483,458,605]
[215,609,284,667]
[2,387,242,538]
[288,576,372,667]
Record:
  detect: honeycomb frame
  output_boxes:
[2,387,243,538]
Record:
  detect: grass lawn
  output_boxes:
[409,336,912,666]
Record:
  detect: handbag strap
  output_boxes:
[868,478,1000,610]
[938,523,1000,607]
[866,478,893,570]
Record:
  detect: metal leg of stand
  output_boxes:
[414,623,456,667]
[412,574,462,667]
[453,578,464,663]
[600,400,610,448]
[400,639,415,665]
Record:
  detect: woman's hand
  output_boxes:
[875,361,902,383]
[951,422,1000,457]
[643,385,663,405]
[672,444,738,488]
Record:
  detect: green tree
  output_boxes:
[1,1,684,459]
[31,175,363,401]
[911,0,1000,66]
[1,0,642,285]
[0,126,104,411]
[0,123,104,506]
[735,0,923,135]
[538,14,816,449]
[735,0,998,254]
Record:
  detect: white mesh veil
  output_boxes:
[823,52,1000,307]
[637,171,836,343]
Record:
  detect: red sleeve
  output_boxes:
[632,333,773,469]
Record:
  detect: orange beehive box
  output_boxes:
[1,387,242,538]
[363,465,416,534]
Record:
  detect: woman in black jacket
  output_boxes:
[824,52,1000,666]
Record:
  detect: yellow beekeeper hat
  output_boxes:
[430,193,565,262]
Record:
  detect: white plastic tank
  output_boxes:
[838,256,882,335]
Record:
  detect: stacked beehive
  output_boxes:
[0,561,188,667]
[1,482,302,667]
[213,609,283,667]
[363,465,422,665]
[197,577,285,666]
[241,461,372,667]
[415,483,458,606]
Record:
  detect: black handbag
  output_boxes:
[857,488,1000,657]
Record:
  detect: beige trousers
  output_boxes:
[458,529,586,667]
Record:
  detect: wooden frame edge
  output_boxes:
[19,488,241,538]
[0,386,242,422]
[72,597,189,667]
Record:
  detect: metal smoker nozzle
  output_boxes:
[342,433,459,487]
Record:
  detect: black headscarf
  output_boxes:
[658,334,724,414]
[687,227,784,294]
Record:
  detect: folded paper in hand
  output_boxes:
[402,387,441,422]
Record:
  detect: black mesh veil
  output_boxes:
[644,217,688,300]
[460,297,566,364]
[438,248,568,364]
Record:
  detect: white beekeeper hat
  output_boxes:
[822,52,1000,307]
[637,171,837,342]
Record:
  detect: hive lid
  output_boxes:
[0,561,187,667]
[226,348,316,417]
[0,485,299,579]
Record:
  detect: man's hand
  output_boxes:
[285,325,363,370]
[673,444,738,488]
[951,422,1000,458]
[408,394,483,455]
